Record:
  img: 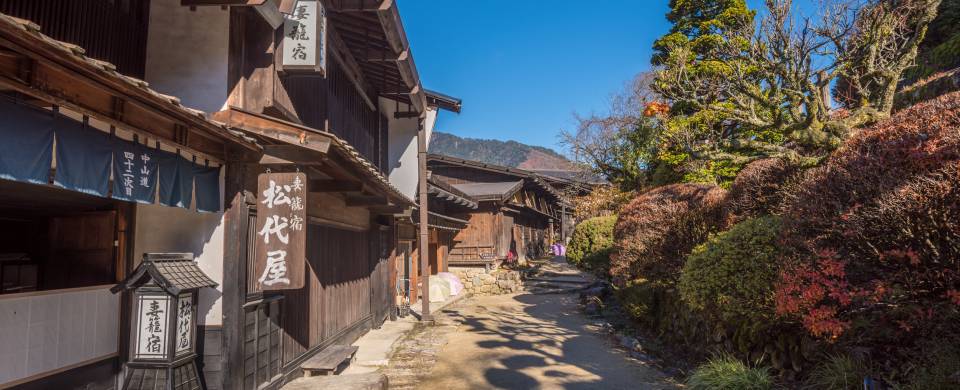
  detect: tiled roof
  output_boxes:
[112,253,217,295]
[427,175,478,209]
[0,12,260,152]
[427,154,571,206]
[452,181,524,202]
[329,133,415,206]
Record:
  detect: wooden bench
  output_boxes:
[301,345,359,377]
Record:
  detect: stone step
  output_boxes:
[530,270,584,278]
[283,373,387,390]
[524,277,590,285]
[525,285,582,295]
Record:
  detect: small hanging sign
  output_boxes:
[280,0,326,74]
[254,172,307,290]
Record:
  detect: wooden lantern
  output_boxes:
[112,253,218,390]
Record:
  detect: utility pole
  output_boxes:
[417,118,432,322]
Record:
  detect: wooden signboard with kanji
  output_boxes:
[254,172,307,290]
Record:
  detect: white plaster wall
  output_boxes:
[144,0,231,113]
[382,96,438,200]
[133,201,225,326]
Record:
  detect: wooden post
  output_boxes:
[417,118,432,321]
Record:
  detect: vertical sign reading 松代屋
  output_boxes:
[281,0,326,74]
[255,172,307,290]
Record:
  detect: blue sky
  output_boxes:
[400,1,808,153]
[399,1,672,152]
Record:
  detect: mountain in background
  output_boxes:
[429,131,575,170]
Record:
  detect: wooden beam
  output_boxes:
[363,49,407,62]
[262,143,329,164]
[327,0,391,12]
[345,195,388,207]
[254,1,284,29]
[212,107,332,156]
[181,0,268,5]
[368,205,406,215]
[326,23,377,111]
[309,179,362,193]
[375,2,427,114]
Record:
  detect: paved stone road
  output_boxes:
[384,259,679,390]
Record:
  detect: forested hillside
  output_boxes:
[428,131,574,170]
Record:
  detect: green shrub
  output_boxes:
[567,215,617,275]
[898,340,960,390]
[680,216,782,321]
[616,278,670,323]
[687,354,774,390]
[804,355,870,390]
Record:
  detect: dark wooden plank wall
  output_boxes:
[279,224,371,366]
[369,227,393,326]
[283,57,383,168]
[450,206,501,261]
[514,214,549,259]
[0,0,151,78]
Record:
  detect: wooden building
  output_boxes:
[394,176,476,306]
[528,170,606,241]
[0,4,260,389]
[0,1,459,389]
[426,155,571,268]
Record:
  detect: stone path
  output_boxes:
[380,314,461,389]
[383,258,680,389]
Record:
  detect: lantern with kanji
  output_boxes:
[112,253,217,390]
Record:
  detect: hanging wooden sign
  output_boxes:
[254,172,307,290]
[280,0,326,74]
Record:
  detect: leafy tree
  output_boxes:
[561,73,679,192]
[652,0,942,185]
[651,0,758,185]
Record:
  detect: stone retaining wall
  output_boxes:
[449,266,522,295]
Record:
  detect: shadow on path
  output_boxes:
[417,258,677,389]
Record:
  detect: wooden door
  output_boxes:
[48,211,116,289]
[396,242,412,304]
[236,205,284,390]
[369,228,392,327]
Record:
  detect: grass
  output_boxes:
[804,354,868,390]
[686,354,774,390]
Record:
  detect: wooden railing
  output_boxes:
[448,245,498,265]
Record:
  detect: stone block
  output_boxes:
[283,373,387,390]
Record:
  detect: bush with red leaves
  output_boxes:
[778,91,960,344]
[610,183,728,285]
[725,158,803,222]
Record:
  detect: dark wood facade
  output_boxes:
[215,3,427,389]
[220,194,394,390]
[0,5,258,389]
[427,155,568,265]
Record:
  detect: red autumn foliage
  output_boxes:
[643,101,670,117]
[775,250,864,340]
[779,91,960,340]
[725,158,802,222]
[611,183,728,285]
